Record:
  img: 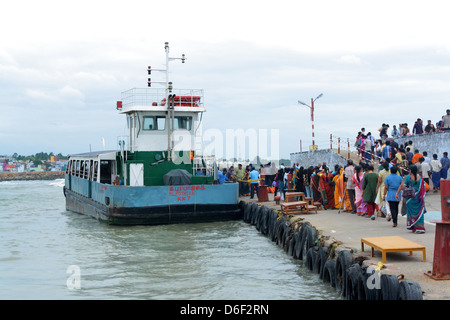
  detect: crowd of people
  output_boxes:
[213,109,449,234]
[217,151,447,236]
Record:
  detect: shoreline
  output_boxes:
[0,171,65,181]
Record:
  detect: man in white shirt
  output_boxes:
[419,157,431,186]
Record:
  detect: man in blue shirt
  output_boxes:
[248,167,260,199]
[217,169,228,184]
[383,166,403,228]
[441,152,449,179]
[382,140,392,160]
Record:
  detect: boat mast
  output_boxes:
[163,42,186,161]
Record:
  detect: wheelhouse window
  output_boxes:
[143,116,166,130]
[174,116,192,130]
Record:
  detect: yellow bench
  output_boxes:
[281,201,308,215]
[285,192,305,202]
[361,236,426,263]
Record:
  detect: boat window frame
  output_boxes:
[174,116,193,131]
[143,116,166,131]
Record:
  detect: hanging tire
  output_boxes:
[251,204,260,226]
[288,231,298,257]
[398,281,423,300]
[380,274,400,300]
[335,250,353,296]
[295,222,310,260]
[315,246,328,279]
[305,246,318,271]
[292,232,302,259]
[301,224,317,261]
[260,206,269,235]
[346,263,363,300]
[323,259,337,288]
[243,203,252,222]
[358,267,381,300]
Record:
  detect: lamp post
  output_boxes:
[298,93,323,151]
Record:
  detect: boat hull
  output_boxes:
[64,175,242,225]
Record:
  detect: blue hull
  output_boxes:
[64,175,241,225]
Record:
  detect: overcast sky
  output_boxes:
[1,0,449,159]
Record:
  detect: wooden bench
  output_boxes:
[285,192,305,202]
[361,236,426,263]
[280,201,308,215]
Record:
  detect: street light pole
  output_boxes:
[298,93,323,150]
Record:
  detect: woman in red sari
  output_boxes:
[319,167,335,209]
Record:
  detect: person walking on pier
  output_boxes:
[441,152,449,180]
[353,165,366,216]
[362,165,378,220]
[344,160,357,213]
[430,154,442,192]
[249,166,260,199]
[396,165,426,234]
[384,166,403,227]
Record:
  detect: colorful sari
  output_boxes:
[319,173,335,209]
[311,174,321,203]
[353,173,367,215]
[375,169,390,211]
[333,169,351,210]
[404,175,426,233]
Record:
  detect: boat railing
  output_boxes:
[121,88,204,108]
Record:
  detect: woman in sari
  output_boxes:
[395,165,426,233]
[310,168,322,204]
[353,165,367,216]
[319,167,335,209]
[375,162,390,216]
[333,167,351,211]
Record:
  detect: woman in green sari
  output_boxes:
[395,165,426,233]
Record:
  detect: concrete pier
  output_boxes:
[241,188,448,300]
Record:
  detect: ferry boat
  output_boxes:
[63,43,241,225]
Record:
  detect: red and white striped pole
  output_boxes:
[311,98,315,148]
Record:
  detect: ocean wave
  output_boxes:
[49,179,65,187]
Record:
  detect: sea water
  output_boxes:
[0,179,341,300]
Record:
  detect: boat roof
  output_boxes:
[68,150,117,160]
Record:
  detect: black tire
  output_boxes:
[282,224,291,250]
[243,202,252,222]
[315,246,328,278]
[292,232,302,259]
[323,259,337,288]
[359,267,381,300]
[380,274,400,300]
[288,231,298,257]
[398,281,423,300]
[251,204,260,226]
[260,206,269,235]
[295,222,310,260]
[305,246,318,271]
[346,263,363,300]
[301,224,317,261]
[335,250,353,296]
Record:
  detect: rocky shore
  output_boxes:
[0,171,65,181]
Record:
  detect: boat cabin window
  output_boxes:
[100,160,112,184]
[143,116,166,131]
[174,116,192,130]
